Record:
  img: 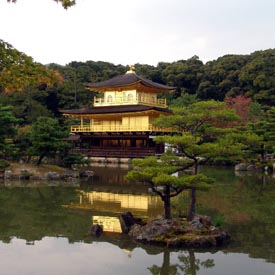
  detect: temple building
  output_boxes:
[61,67,175,160]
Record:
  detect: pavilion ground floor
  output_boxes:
[66,132,165,159]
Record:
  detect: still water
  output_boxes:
[0,165,275,275]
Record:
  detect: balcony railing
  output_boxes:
[70,124,173,133]
[94,96,167,108]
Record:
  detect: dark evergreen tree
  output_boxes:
[28,117,69,165]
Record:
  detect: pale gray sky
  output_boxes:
[0,0,274,66]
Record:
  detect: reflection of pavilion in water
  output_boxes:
[76,190,163,233]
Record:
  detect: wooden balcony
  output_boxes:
[94,96,167,108]
[70,124,173,133]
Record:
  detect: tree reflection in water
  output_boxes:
[148,250,214,275]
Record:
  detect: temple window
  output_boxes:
[127,94,134,102]
[107,95,113,103]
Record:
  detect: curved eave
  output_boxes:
[86,83,175,94]
[86,80,141,92]
[60,105,172,116]
[85,73,175,93]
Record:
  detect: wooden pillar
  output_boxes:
[131,138,136,147]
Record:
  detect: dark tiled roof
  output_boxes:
[86,72,175,92]
[61,105,172,115]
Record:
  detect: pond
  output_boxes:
[0,165,275,275]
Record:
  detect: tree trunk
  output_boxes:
[26,155,32,164]
[193,160,198,174]
[187,161,198,221]
[0,169,4,180]
[163,198,171,219]
[36,154,45,166]
[187,187,196,221]
[260,144,265,162]
[163,185,171,219]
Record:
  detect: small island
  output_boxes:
[119,212,230,249]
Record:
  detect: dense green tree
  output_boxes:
[197,54,248,101]
[67,60,125,83]
[62,153,89,168]
[134,63,165,84]
[28,117,69,165]
[13,125,32,162]
[47,61,126,110]
[127,101,262,220]
[239,50,275,107]
[0,40,63,93]
[0,41,63,128]
[48,64,92,110]
[0,105,19,160]
[170,92,198,108]
[126,156,213,220]
[246,106,275,161]
[153,100,261,220]
[264,107,275,153]
[0,88,53,125]
[162,56,204,97]
[196,50,275,106]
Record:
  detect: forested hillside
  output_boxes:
[0,39,274,165]
[1,39,275,121]
[49,49,275,110]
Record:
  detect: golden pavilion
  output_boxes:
[61,66,175,159]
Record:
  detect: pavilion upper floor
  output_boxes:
[86,68,175,109]
[93,90,167,108]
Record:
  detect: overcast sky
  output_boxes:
[0,0,275,66]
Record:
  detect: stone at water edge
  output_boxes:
[128,217,185,242]
[119,212,142,234]
[189,214,213,231]
[91,224,103,237]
